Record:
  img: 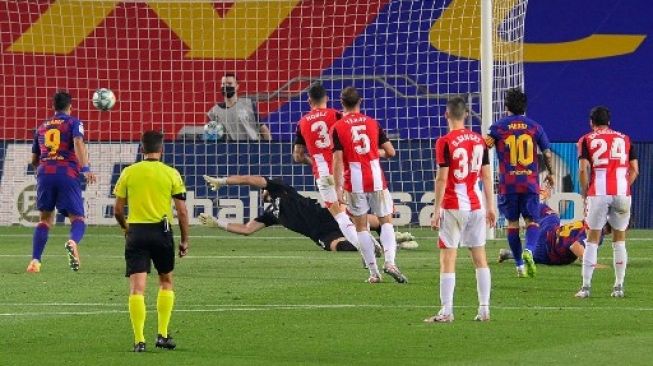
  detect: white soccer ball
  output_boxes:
[92,88,116,111]
[203,120,225,141]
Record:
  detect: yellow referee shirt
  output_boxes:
[113,160,186,224]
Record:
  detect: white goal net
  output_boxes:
[0,0,528,227]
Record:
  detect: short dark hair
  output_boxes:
[446,96,468,120]
[141,130,164,154]
[53,91,72,112]
[590,106,611,126]
[223,73,237,82]
[308,83,327,102]
[340,86,361,109]
[504,88,527,115]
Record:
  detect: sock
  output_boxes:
[380,223,397,266]
[440,272,456,315]
[524,223,539,253]
[613,241,627,287]
[582,242,599,288]
[357,231,379,275]
[475,267,491,307]
[335,212,360,249]
[128,294,146,343]
[157,289,175,338]
[31,223,49,261]
[70,219,86,244]
[507,228,524,266]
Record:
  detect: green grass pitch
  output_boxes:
[1,226,653,365]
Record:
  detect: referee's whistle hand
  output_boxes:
[178,242,189,258]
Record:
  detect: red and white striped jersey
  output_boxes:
[435,128,489,210]
[294,108,341,178]
[332,112,388,193]
[577,128,636,196]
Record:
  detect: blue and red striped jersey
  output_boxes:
[31,112,85,178]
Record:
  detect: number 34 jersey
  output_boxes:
[577,128,636,196]
[332,112,389,193]
[294,107,342,179]
[31,112,84,177]
[435,128,489,211]
[488,115,551,194]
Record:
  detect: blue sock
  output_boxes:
[70,219,86,244]
[32,223,49,261]
[507,228,524,266]
[525,223,539,253]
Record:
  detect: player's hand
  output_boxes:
[199,213,217,228]
[486,208,497,228]
[431,212,441,230]
[337,188,346,205]
[83,172,97,184]
[544,174,555,188]
[203,175,222,191]
[178,241,189,258]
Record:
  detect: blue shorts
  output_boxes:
[533,219,557,264]
[498,193,539,222]
[36,174,85,217]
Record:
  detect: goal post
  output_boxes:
[0,0,528,228]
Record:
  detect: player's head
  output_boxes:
[444,96,468,127]
[141,130,164,155]
[340,86,362,111]
[504,88,527,115]
[589,106,610,127]
[221,73,239,98]
[53,90,72,114]
[307,83,328,108]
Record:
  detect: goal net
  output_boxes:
[0,0,528,228]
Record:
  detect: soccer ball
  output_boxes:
[203,120,225,141]
[92,88,116,111]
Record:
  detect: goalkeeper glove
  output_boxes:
[203,175,226,191]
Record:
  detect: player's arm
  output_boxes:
[73,136,97,184]
[628,143,639,186]
[199,213,268,235]
[537,126,555,187]
[480,148,497,227]
[114,197,128,234]
[377,126,395,158]
[577,138,591,198]
[204,174,268,191]
[292,129,312,165]
[30,131,40,169]
[173,196,190,257]
[331,129,346,203]
[483,125,498,148]
[431,139,449,229]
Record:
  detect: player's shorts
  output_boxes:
[36,173,84,217]
[346,189,393,217]
[438,209,486,249]
[498,193,539,222]
[533,220,557,264]
[585,195,631,231]
[315,175,337,206]
[125,222,175,277]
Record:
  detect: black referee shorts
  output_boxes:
[125,223,175,277]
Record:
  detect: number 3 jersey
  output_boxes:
[294,107,342,179]
[435,128,489,210]
[488,115,551,194]
[31,112,84,177]
[332,112,389,193]
[577,128,636,196]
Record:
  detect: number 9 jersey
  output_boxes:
[32,112,84,177]
[488,115,551,194]
[435,128,489,210]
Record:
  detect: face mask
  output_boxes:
[221,85,236,98]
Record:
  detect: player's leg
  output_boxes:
[499,194,525,275]
[328,201,360,250]
[372,189,406,283]
[125,226,152,352]
[425,210,461,323]
[577,196,609,298]
[608,195,631,298]
[521,193,540,277]
[28,210,54,272]
[329,238,358,252]
[151,227,177,349]
[59,176,86,271]
[464,210,491,321]
[351,212,380,282]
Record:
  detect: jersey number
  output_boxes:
[352,125,371,154]
[590,137,626,166]
[452,145,484,180]
[310,120,331,149]
[559,221,584,238]
[504,134,534,166]
[44,129,61,155]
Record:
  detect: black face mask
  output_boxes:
[221,86,236,98]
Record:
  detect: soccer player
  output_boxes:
[424,97,496,323]
[332,86,406,283]
[200,175,419,252]
[575,106,638,298]
[27,91,97,273]
[486,88,555,278]
[293,83,361,251]
[113,131,190,352]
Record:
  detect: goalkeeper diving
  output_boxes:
[199,175,418,252]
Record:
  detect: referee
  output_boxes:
[113,130,189,353]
